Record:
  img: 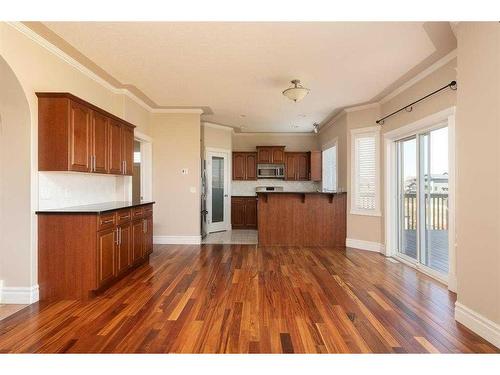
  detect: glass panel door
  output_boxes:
[420,127,449,274]
[395,126,449,278]
[211,156,224,224]
[397,137,418,261]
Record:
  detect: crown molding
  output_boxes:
[344,102,380,112]
[202,122,235,132]
[380,49,457,104]
[152,108,204,114]
[6,21,168,114]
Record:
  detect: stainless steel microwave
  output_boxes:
[257,164,285,179]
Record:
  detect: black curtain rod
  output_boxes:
[376,80,457,125]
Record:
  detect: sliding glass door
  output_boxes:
[396,126,449,277]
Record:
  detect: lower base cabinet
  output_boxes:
[38,203,154,301]
[231,197,258,229]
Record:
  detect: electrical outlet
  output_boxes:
[181,168,189,175]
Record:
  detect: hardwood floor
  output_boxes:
[0,244,497,353]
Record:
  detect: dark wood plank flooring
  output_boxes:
[0,244,497,353]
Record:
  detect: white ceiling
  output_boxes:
[42,22,455,132]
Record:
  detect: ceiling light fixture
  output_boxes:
[282,79,310,102]
[313,123,320,134]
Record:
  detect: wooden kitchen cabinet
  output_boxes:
[132,219,145,264]
[116,222,131,276]
[68,100,92,172]
[310,151,322,182]
[108,119,123,174]
[122,126,134,175]
[232,152,257,180]
[97,228,117,287]
[231,197,258,229]
[37,203,154,301]
[256,146,285,164]
[37,92,135,175]
[285,152,310,181]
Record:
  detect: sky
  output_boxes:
[402,126,448,178]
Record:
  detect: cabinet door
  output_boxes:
[257,148,272,163]
[144,216,153,256]
[246,153,257,180]
[97,228,116,287]
[122,126,134,176]
[245,198,257,229]
[231,198,246,228]
[272,148,285,164]
[109,119,123,174]
[310,151,322,181]
[68,101,91,172]
[285,153,296,180]
[91,111,109,173]
[232,153,246,180]
[117,224,131,275]
[132,219,144,263]
[297,153,309,180]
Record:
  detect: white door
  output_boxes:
[206,150,230,233]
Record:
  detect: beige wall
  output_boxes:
[202,124,232,151]
[233,132,319,152]
[455,22,500,325]
[0,22,153,292]
[0,57,32,292]
[152,113,201,237]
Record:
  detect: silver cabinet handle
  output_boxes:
[119,227,122,245]
[114,228,119,245]
[143,219,146,233]
[93,155,96,172]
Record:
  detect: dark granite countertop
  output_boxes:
[36,201,155,214]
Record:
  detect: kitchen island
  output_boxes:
[257,192,346,246]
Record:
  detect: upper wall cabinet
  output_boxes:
[232,152,257,180]
[256,146,285,164]
[37,93,135,176]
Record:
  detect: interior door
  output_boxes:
[122,126,134,175]
[207,151,230,233]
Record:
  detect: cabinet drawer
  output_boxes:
[98,212,116,230]
[143,204,153,217]
[132,206,144,219]
[117,208,132,224]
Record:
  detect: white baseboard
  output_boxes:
[447,273,457,293]
[153,235,201,245]
[455,302,500,348]
[0,285,39,304]
[346,238,385,253]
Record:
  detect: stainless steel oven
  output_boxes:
[257,164,285,179]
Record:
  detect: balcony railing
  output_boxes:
[403,193,448,231]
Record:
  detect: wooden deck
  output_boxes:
[0,244,497,353]
[403,230,449,274]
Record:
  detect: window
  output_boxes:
[351,127,380,216]
[322,141,337,192]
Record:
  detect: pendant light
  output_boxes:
[282,79,310,102]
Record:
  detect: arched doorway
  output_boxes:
[0,56,35,304]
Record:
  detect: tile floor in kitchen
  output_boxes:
[202,230,258,244]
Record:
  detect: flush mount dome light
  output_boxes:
[282,79,310,102]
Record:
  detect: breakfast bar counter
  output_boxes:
[256,191,346,247]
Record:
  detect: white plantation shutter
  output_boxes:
[352,128,380,215]
[322,145,337,191]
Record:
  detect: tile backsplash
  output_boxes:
[38,172,131,209]
[231,179,321,196]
